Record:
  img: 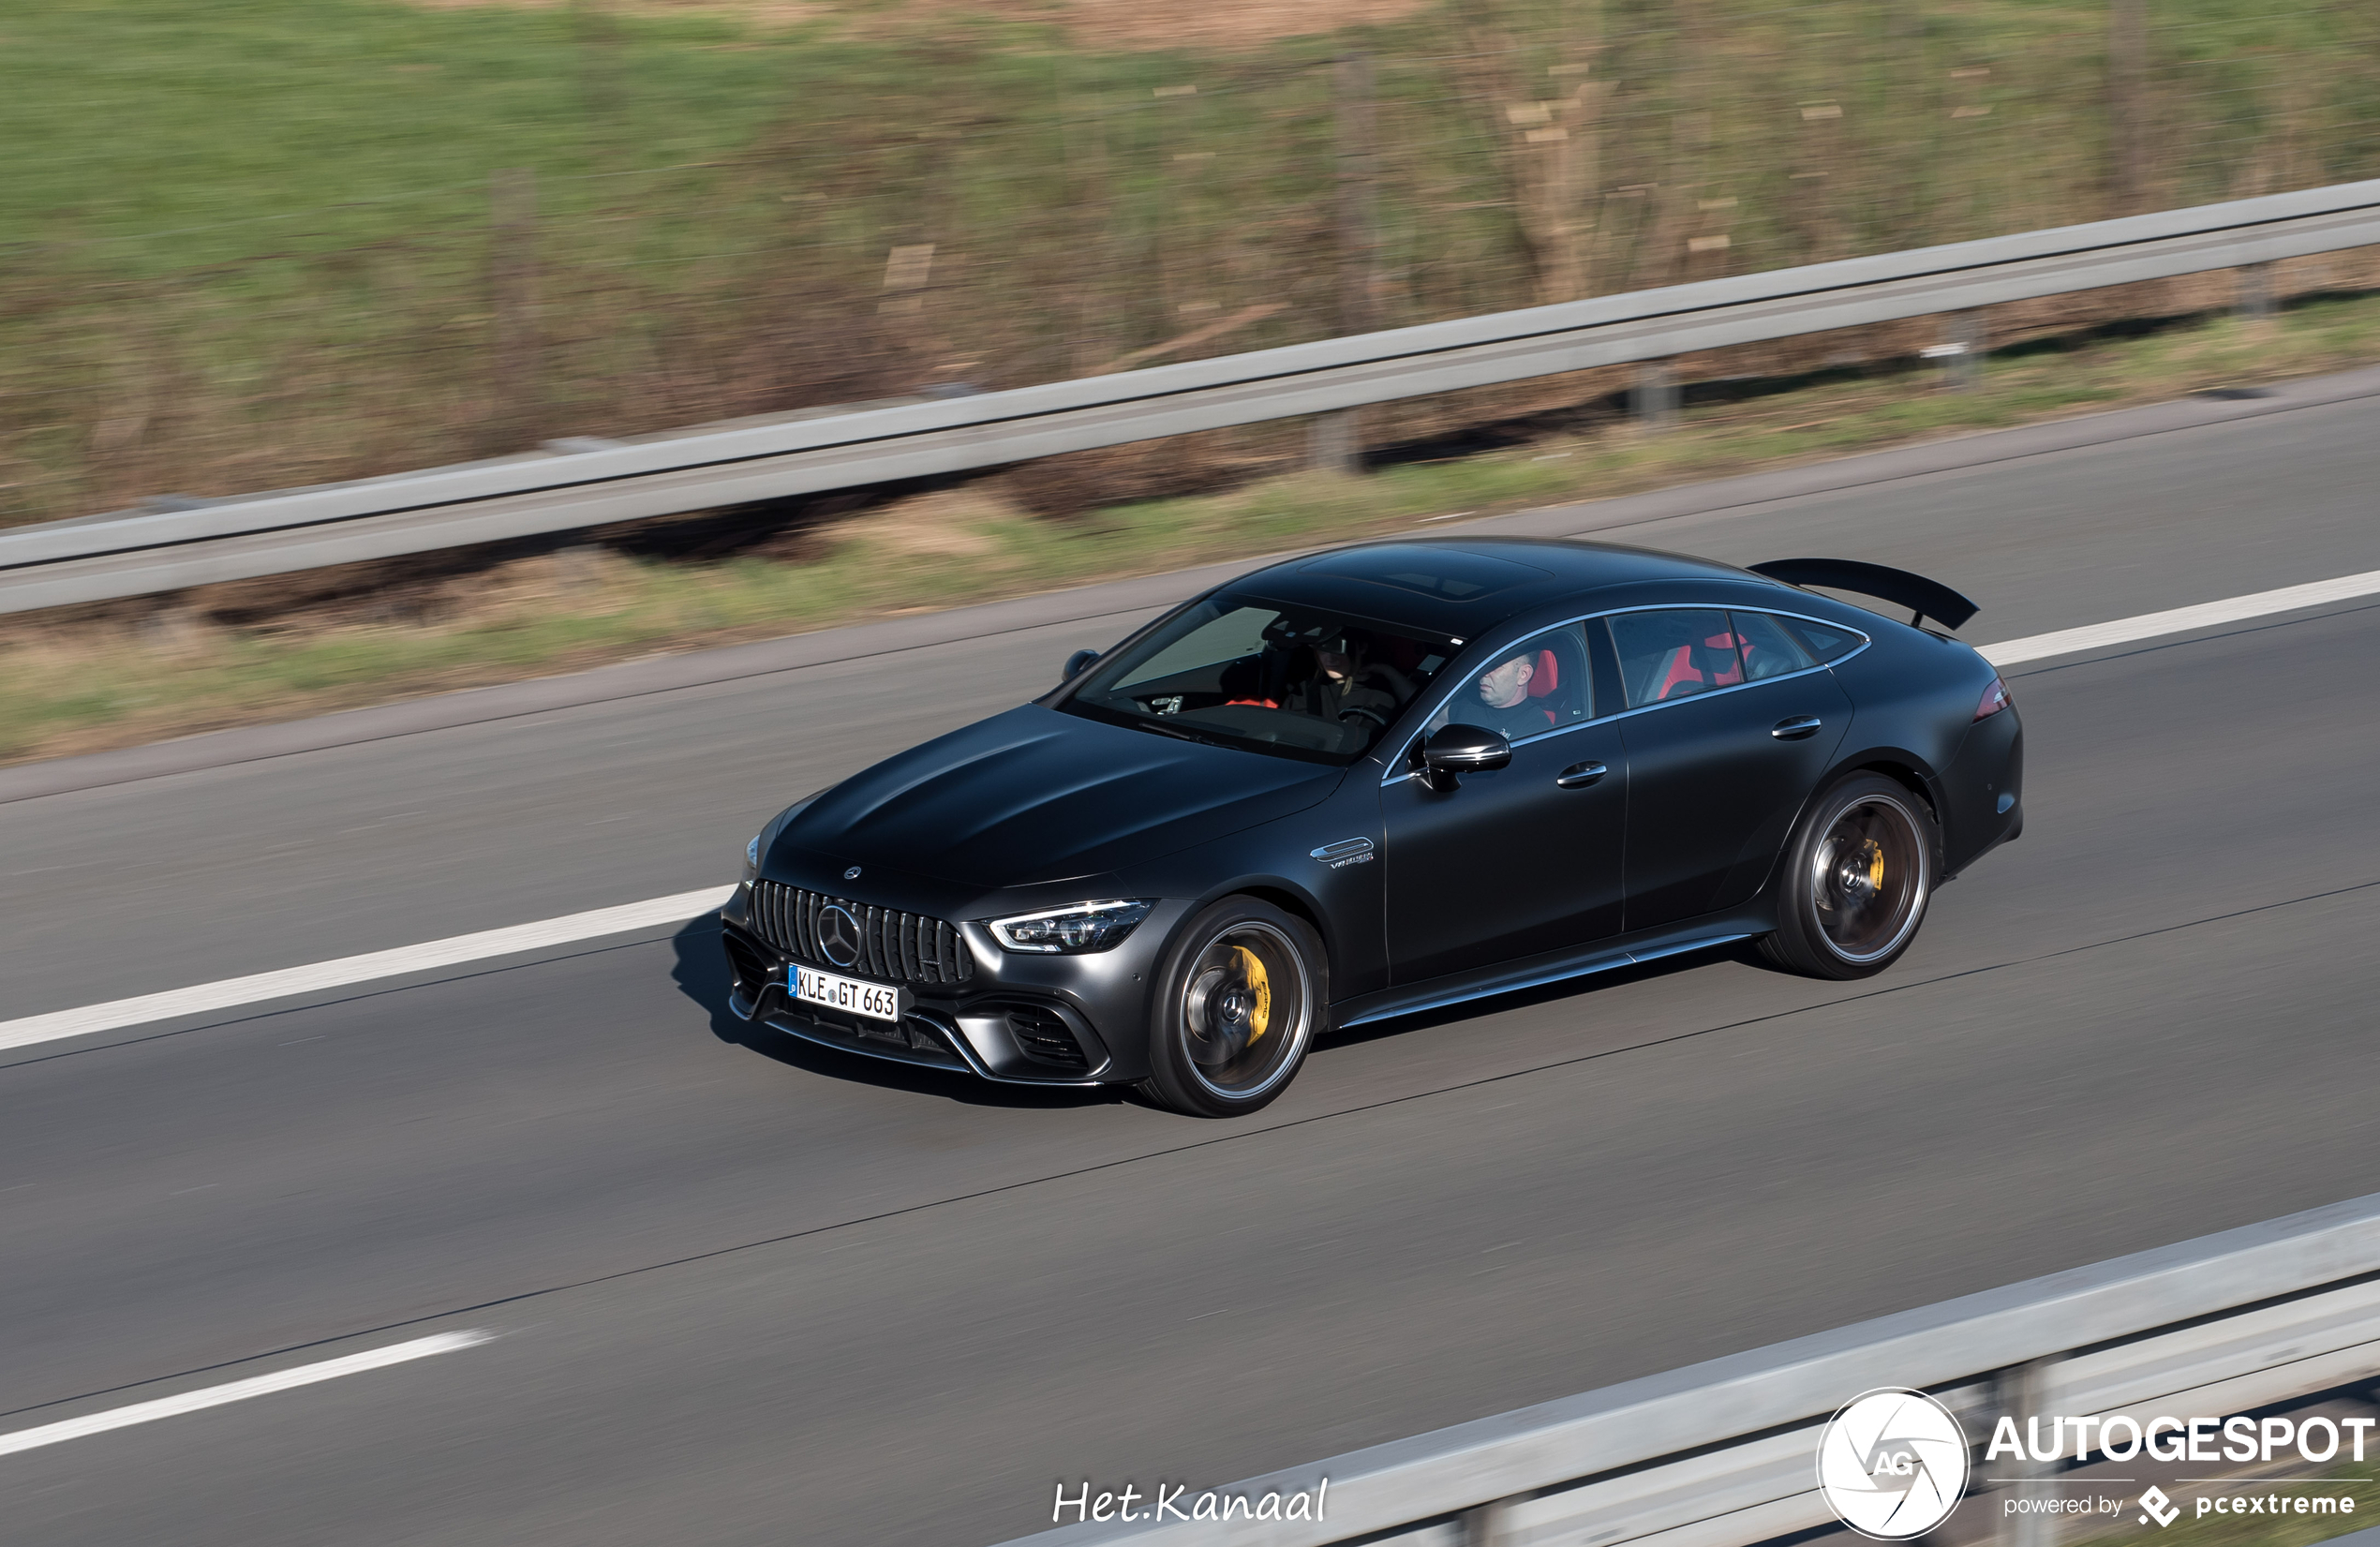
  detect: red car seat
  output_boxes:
[1524,647,1561,726]
[1652,631,1746,701]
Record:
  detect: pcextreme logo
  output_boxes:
[1816,1389,1972,1540]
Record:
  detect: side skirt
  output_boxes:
[1332,911,1770,1030]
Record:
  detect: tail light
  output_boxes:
[1974,677,2012,721]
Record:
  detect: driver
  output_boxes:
[1287,638,1403,728]
[1454,649,1553,739]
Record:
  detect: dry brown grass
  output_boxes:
[401,0,1434,49]
[15,276,2380,769]
[832,485,1015,557]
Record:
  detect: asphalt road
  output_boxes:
[6,372,2380,1545]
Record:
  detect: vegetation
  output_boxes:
[6,0,2380,525]
[8,285,2380,765]
[2074,1458,2380,1547]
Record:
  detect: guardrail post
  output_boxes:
[2237,261,2276,320]
[1998,1355,2062,1547]
[1308,50,1381,478]
[1631,361,1677,430]
[1924,310,1986,392]
[1310,412,1361,473]
[1461,1496,1513,1546]
[489,168,540,452]
[2108,0,2149,216]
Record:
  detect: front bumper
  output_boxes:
[719,883,1187,1086]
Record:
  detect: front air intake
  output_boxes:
[1005,1004,1089,1070]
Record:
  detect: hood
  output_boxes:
[778,705,1345,889]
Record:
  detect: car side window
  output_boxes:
[1731,611,1816,681]
[1424,623,1592,741]
[1605,610,1744,708]
[1781,615,1864,662]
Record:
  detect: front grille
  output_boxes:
[1005,1004,1088,1070]
[747,881,974,986]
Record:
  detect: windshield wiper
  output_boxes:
[1130,719,1207,744]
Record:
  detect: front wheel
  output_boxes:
[1138,898,1326,1118]
[1760,773,1938,979]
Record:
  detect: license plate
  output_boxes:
[791,965,906,1022]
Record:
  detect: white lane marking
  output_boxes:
[4,567,2377,1059]
[1981,568,2380,666]
[0,1331,493,1460]
[0,886,732,1054]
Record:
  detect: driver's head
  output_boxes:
[1476,652,1535,709]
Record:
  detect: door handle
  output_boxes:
[1771,715,1823,740]
[1555,761,1608,788]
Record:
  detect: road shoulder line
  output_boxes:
[0,1331,493,1460]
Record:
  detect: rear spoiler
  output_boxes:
[1747,558,1980,632]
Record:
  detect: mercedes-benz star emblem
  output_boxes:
[817,904,864,968]
[843,866,862,880]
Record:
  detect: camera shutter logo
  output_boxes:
[1815,1388,1971,1540]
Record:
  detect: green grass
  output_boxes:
[1,3,813,267]
[9,285,2380,765]
[7,0,2380,761]
[6,0,2380,525]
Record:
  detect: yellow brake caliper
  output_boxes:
[1866,841,1885,891]
[1230,945,1272,1045]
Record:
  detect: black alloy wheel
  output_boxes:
[1139,897,1326,1118]
[1761,771,1938,979]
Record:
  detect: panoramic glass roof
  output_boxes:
[1294,544,1554,602]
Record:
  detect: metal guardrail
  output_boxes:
[9,178,2380,616]
[996,1192,2380,1547]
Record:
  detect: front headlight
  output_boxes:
[989,900,1154,955]
[744,832,763,876]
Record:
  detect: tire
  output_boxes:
[1760,772,1939,980]
[1138,897,1327,1118]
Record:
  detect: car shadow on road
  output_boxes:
[668,918,1124,1111]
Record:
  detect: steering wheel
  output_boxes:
[1338,705,1390,729]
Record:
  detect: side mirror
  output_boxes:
[1062,648,1100,682]
[1420,723,1511,791]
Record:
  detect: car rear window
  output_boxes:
[1780,616,1865,662]
[1606,610,1745,708]
[1730,612,1816,680]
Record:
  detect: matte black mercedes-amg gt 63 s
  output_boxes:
[721,539,2022,1117]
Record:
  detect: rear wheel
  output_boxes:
[1138,898,1325,1118]
[1761,773,1937,979]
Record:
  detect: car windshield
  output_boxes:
[1060,593,1459,764]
